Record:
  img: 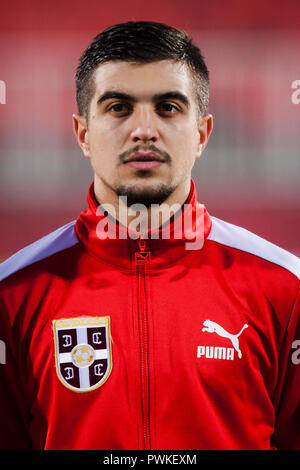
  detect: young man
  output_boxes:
[0,21,299,450]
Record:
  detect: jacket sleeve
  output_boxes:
[0,296,32,449]
[271,280,300,449]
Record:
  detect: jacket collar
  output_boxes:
[75,179,212,270]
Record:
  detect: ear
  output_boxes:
[72,113,90,159]
[195,113,213,159]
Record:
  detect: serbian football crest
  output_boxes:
[53,316,112,392]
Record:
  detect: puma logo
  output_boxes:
[202,320,248,359]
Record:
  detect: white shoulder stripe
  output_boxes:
[0,221,78,282]
[208,216,300,280]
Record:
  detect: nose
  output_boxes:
[130,105,159,144]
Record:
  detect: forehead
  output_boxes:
[92,60,194,98]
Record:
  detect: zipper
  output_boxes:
[135,234,151,450]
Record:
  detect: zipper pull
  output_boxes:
[138,234,146,252]
[135,235,150,265]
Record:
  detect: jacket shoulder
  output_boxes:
[0,220,79,283]
[208,216,300,280]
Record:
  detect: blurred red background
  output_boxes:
[0,0,299,260]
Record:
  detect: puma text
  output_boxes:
[197,345,235,360]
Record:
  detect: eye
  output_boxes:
[108,102,132,115]
[156,102,180,115]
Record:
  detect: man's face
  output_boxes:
[73,59,212,207]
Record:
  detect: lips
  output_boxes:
[124,151,165,170]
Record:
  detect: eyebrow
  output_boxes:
[96,90,190,108]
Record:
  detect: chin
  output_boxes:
[116,182,174,208]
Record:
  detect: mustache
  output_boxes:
[119,144,171,163]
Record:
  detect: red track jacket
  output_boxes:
[0,180,299,450]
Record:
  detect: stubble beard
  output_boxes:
[116,179,175,208]
[115,144,175,207]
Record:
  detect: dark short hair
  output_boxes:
[75,21,209,122]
